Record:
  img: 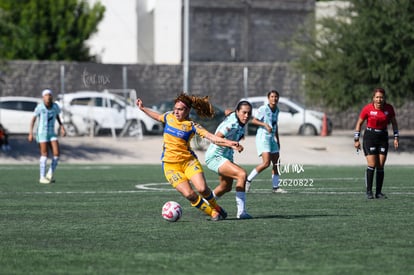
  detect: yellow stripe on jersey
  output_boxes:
[159,112,209,163]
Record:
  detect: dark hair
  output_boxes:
[267,89,280,98]
[372,87,385,96]
[236,100,252,113]
[372,87,386,102]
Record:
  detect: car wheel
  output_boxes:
[299,124,317,136]
[63,122,78,137]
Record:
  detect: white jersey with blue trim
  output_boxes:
[205,112,245,161]
[33,102,61,135]
[255,104,279,137]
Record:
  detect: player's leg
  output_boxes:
[375,152,388,198]
[216,161,251,219]
[47,139,60,182]
[189,171,227,220]
[271,152,286,193]
[363,132,377,199]
[164,162,220,220]
[365,155,377,199]
[246,152,271,192]
[38,142,49,184]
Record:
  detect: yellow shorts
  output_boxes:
[162,158,204,188]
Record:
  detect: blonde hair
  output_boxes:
[175,93,215,118]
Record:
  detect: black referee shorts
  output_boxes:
[362,128,389,156]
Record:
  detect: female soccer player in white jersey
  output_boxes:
[28,89,65,184]
[246,90,286,193]
[205,100,252,219]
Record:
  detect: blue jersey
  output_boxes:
[33,102,61,136]
[205,112,245,162]
[255,104,279,138]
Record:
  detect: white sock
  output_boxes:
[212,190,220,200]
[272,174,280,188]
[247,169,258,182]
[236,191,246,216]
[40,156,47,178]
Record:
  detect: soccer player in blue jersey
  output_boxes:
[28,89,65,184]
[246,90,287,193]
[205,100,252,219]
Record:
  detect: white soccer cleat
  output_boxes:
[272,187,287,193]
[39,177,51,184]
[46,172,55,183]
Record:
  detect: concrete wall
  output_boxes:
[1,60,412,130]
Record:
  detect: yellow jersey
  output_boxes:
[159,112,209,163]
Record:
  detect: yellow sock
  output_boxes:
[204,192,219,210]
[191,195,213,216]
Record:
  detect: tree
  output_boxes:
[0,0,105,61]
[291,0,414,110]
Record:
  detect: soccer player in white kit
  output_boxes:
[28,89,65,184]
[205,101,252,219]
[246,90,286,193]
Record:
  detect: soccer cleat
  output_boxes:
[375,193,387,199]
[237,212,253,220]
[210,210,222,221]
[39,177,51,184]
[215,206,228,219]
[245,180,251,192]
[366,191,374,199]
[272,187,287,194]
[46,172,55,183]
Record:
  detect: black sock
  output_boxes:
[376,168,384,194]
[365,166,375,193]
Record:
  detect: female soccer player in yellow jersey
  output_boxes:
[136,93,240,221]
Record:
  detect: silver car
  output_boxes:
[57,91,163,136]
[241,96,332,136]
[0,96,41,134]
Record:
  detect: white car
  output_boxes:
[0,96,41,134]
[57,91,163,136]
[241,96,332,136]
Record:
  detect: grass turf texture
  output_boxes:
[0,164,413,275]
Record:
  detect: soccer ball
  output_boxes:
[161,201,183,222]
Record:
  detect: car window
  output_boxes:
[279,102,298,114]
[71,97,92,106]
[0,100,38,112]
[94,97,103,107]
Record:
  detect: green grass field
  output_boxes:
[0,164,413,275]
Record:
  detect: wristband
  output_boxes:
[394,130,399,138]
[354,131,360,141]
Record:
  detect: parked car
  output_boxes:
[0,96,41,134]
[152,100,227,150]
[57,91,163,136]
[241,96,332,136]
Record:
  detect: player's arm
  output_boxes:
[275,126,280,149]
[28,116,37,142]
[353,117,364,150]
[214,130,243,153]
[135,98,161,122]
[56,114,66,137]
[390,116,399,150]
[251,117,272,133]
[204,131,240,151]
